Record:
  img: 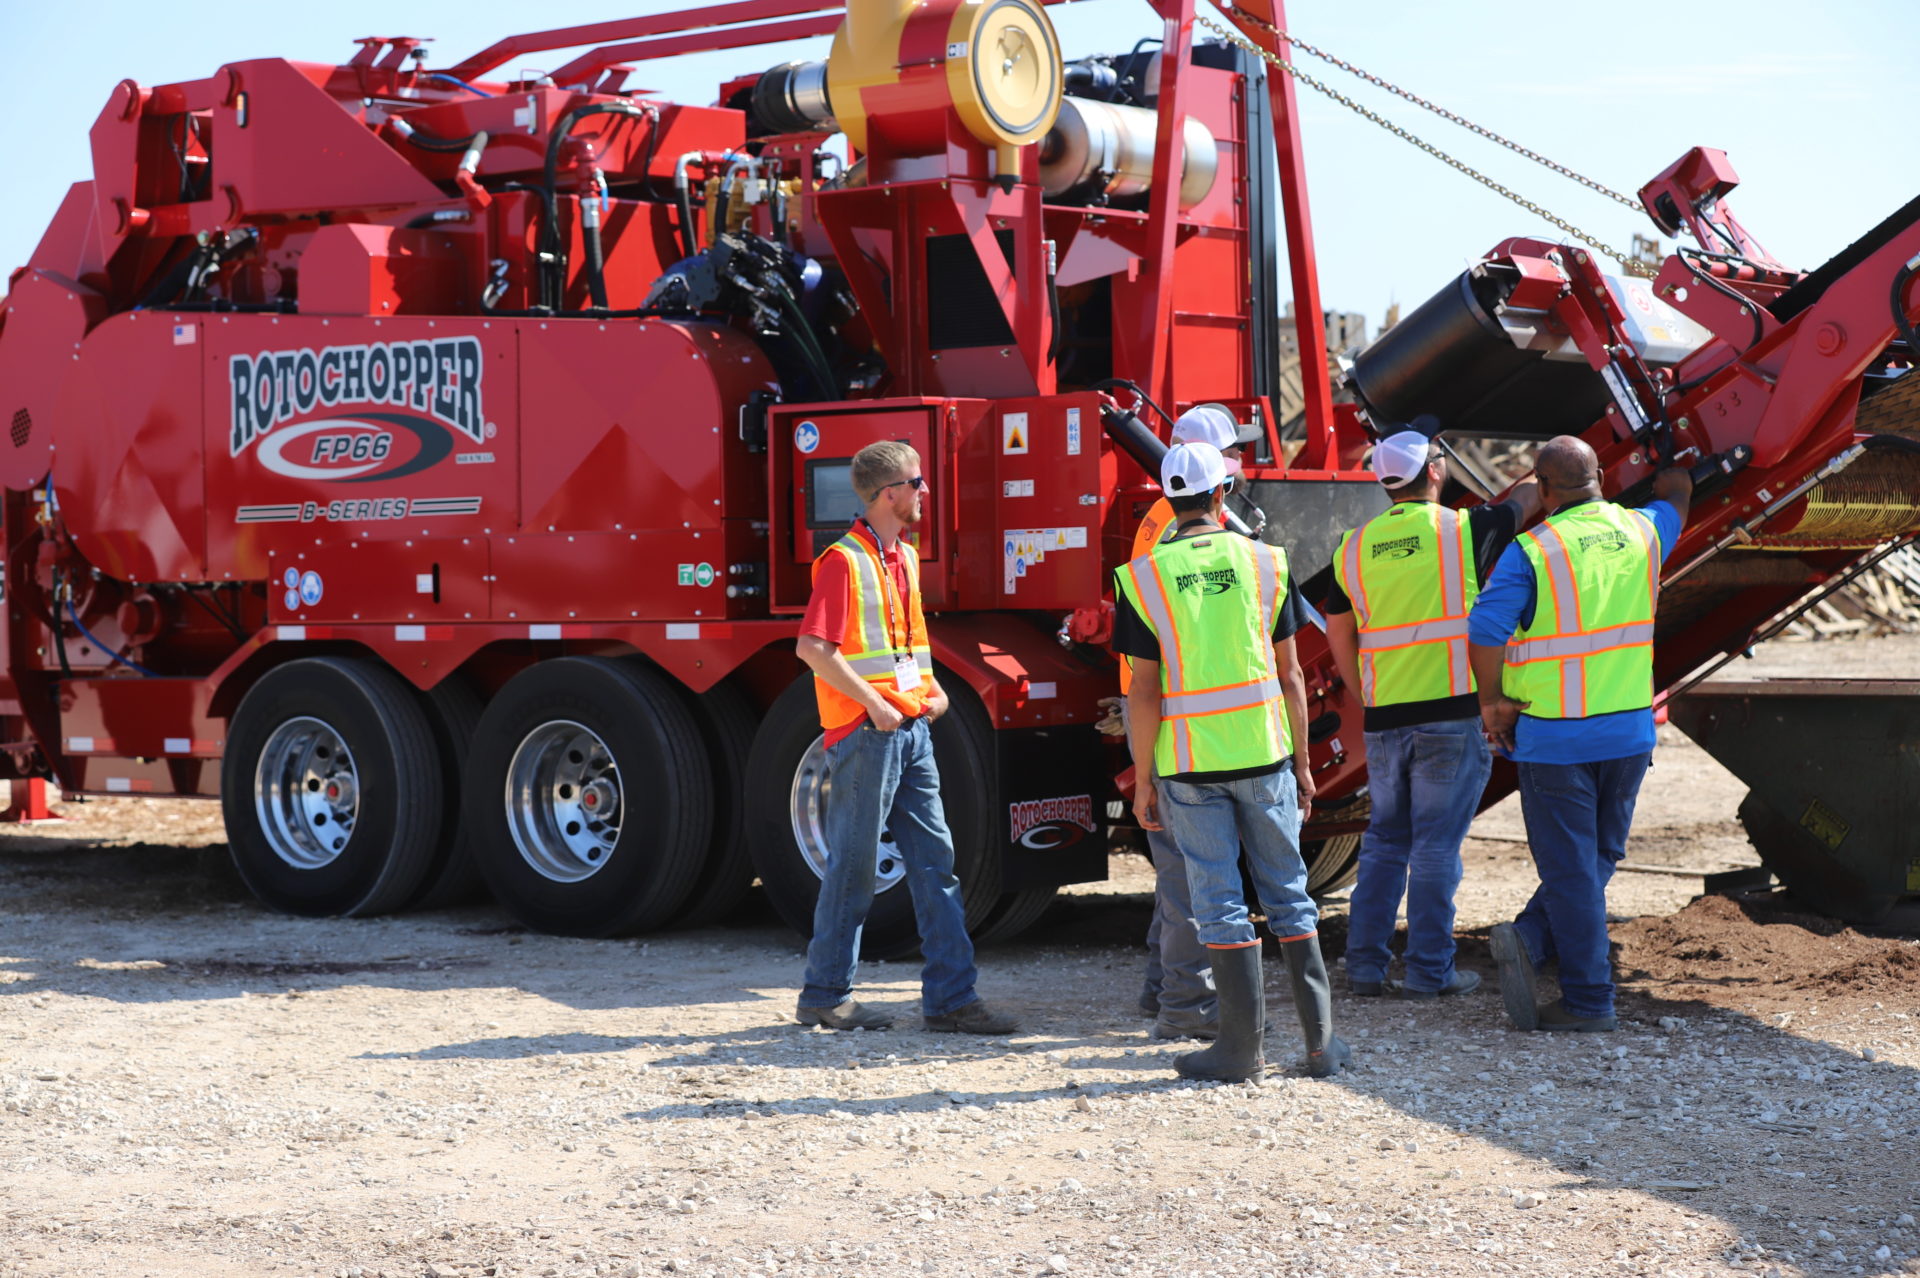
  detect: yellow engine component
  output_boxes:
[1748,450,1920,550]
[829,0,1063,177]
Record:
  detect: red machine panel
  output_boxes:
[514,318,774,540]
[0,270,106,493]
[56,310,208,581]
[491,530,734,623]
[200,314,517,583]
[269,535,490,625]
[768,399,962,611]
[984,395,1104,611]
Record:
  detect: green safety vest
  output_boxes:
[1504,502,1662,719]
[1114,530,1293,777]
[1332,502,1478,707]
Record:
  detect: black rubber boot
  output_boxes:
[1173,945,1264,1083]
[1281,935,1353,1078]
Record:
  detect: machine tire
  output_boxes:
[668,675,760,929]
[745,670,1001,961]
[221,656,443,917]
[464,657,711,937]
[1304,834,1362,897]
[408,676,489,910]
[972,885,1060,945]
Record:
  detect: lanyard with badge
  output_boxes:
[859,519,922,693]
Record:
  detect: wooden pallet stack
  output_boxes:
[1782,544,1920,639]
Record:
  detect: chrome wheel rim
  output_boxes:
[790,733,906,893]
[505,720,622,883]
[254,716,358,870]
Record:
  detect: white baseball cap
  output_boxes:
[1370,430,1437,489]
[1161,442,1228,498]
[1171,405,1262,463]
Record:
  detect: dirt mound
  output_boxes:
[1612,891,1920,1014]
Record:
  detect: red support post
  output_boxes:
[1139,0,1197,418]
[0,779,61,823]
[1222,0,1336,465]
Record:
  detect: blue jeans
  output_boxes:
[1346,718,1491,992]
[1512,753,1652,1019]
[1140,824,1215,1029]
[1159,766,1318,948]
[799,717,979,1017]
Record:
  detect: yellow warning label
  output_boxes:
[1907,858,1920,893]
[1799,797,1850,851]
[1003,412,1029,455]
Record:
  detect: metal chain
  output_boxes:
[1213,0,1640,210]
[1197,9,1657,277]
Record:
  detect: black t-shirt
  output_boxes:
[1112,522,1310,783]
[1323,498,1520,732]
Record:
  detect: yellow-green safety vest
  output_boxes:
[1332,502,1478,706]
[1504,502,1662,719]
[1114,531,1294,777]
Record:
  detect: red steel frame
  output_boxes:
[0,0,1910,869]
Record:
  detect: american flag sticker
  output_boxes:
[172,323,196,346]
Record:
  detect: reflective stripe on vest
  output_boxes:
[1504,504,1661,720]
[1332,503,1477,706]
[1114,533,1292,777]
[1118,500,1184,698]
[812,523,934,727]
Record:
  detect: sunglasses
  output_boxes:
[877,476,927,494]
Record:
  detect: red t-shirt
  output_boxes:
[801,540,920,748]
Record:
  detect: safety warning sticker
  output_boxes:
[1066,407,1082,456]
[1002,412,1029,455]
[1002,526,1090,593]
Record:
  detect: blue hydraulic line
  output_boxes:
[43,475,158,677]
[66,594,159,677]
[426,73,494,98]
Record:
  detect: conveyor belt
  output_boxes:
[1770,190,1920,323]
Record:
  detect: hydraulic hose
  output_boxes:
[1090,377,1177,429]
[770,281,839,398]
[538,103,647,310]
[672,153,703,261]
[1891,256,1920,361]
[1099,402,1259,539]
[47,567,74,681]
[389,117,478,153]
[1100,402,1166,477]
[582,191,610,311]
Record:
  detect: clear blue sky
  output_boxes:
[2,0,1912,324]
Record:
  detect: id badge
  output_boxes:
[894,656,923,692]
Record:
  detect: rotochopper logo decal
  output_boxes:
[1008,794,1097,851]
[229,336,486,482]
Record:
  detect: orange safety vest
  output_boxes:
[811,520,935,733]
[1117,497,1176,696]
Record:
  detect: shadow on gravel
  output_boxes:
[362,1032,650,1060]
[624,1074,1181,1122]
[9,827,1918,1271]
[0,840,784,1012]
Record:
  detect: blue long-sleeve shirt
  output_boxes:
[1466,499,1683,764]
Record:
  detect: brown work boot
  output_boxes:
[1538,999,1617,1033]
[924,1000,1020,1035]
[795,1000,893,1031]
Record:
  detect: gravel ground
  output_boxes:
[1,636,1917,1278]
